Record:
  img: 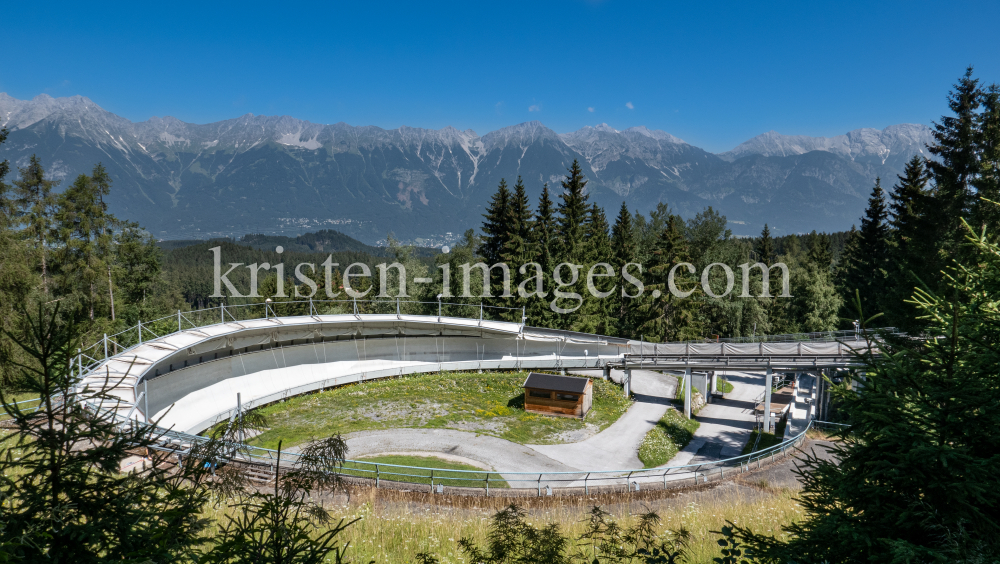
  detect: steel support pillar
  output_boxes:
[684,368,692,419]
[763,367,773,433]
[623,369,631,397]
[709,371,718,401]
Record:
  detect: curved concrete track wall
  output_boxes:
[84,314,628,434]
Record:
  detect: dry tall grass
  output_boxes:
[201,481,805,564]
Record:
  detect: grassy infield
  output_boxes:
[231,372,801,563]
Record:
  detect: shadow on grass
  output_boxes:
[506,394,525,410]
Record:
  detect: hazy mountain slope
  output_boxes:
[0,94,933,241]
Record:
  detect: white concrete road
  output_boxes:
[666,370,764,467]
[526,369,677,470]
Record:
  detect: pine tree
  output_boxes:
[610,202,638,337]
[973,84,1000,236]
[478,179,511,267]
[886,156,934,331]
[805,231,832,271]
[0,128,11,226]
[478,179,513,310]
[577,203,614,334]
[637,216,702,342]
[753,223,783,333]
[838,180,890,321]
[499,177,533,320]
[734,220,1000,562]
[927,67,982,258]
[525,185,556,328]
[551,161,590,327]
[12,155,59,295]
[53,165,117,320]
[554,160,590,265]
[0,305,214,562]
[755,223,774,263]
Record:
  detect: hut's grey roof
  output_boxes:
[522,372,589,393]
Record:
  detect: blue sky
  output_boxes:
[2,0,998,152]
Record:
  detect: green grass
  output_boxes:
[716,378,734,393]
[247,371,632,450]
[340,454,510,488]
[740,430,784,455]
[637,407,700,468]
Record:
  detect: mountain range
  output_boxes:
[0,93,935,243]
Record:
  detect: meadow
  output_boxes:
[248,371,632,450]
[197,482,805,564]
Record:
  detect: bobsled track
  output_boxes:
[63,299,873,496]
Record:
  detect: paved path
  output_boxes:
[341,428,584,488]
[664,370,763,467]
[337,369,677,479]
[526,369,677,470]
[343,428,576,474]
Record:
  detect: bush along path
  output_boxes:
[638,408,700,467]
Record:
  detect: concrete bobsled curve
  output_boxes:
[70,304,873,495]
[82,313,628,434]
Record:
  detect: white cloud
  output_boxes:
[588,107,595,112]
[625,101,634,110]
[528,104,541,112]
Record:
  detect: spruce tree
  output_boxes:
[578,203,614,334]
[53,165,117,320]
[554,160,590,265]
[478,179,511,267]
[610,202,638,337]
[523,185,556,328]
[886,155,934,331]
[754,223,774,263]
[478,179,512,310]
[499,177,533,320]
[973,83,1000,236]
[927,67,982,258]
[734,221,1000,562]
[0,128,11,225]
[637,216,702,342]
[12,155,59,295]
[838,180,890,321]
[0,304,214,562]
[805,231,832,271]
[551,161,590,327]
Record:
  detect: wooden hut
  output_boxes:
[522,372,593,419]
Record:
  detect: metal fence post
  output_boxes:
[138,320,142,345]
[177,310,181,332]
[537,474,542,496]
[375,464,380,488]
[221,303,225,324]
[104,334,108,359]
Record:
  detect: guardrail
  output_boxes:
[94,398,845,496]
[70,298,529,381]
